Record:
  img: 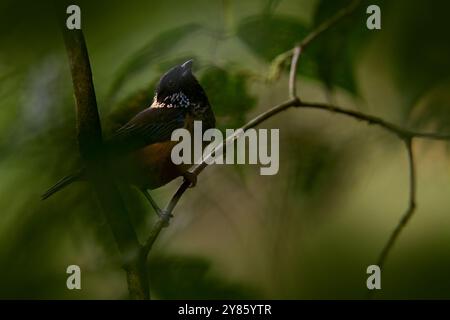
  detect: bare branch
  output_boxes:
[142,181,190,255]
[271,0,362,76]
[141,94,450,262]
[297,101,450,141]
[194,98,300,176]
[141,98,299,258]
[289,46,302,99]
[377,138,417,268]
[299,0,361,49]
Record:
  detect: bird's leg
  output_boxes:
[140,188,162,216]
[182,171,197,188]
[139,189,173,222]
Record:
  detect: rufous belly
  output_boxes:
[114,141,190,190]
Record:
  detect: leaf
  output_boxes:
[200,66,257,130]
[386,0,450,115]
[409,81,450,133]
[109,24,201,99]
[148,254,258,299]
[237,15,309,62]
[237,1,382,95]
[308,0,380,95]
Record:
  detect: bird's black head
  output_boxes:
[153,60,208,109]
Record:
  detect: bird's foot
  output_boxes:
[158,209,173,227]
[183,171,197,188]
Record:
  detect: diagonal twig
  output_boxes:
[289,46,302,98]
[376,138,417,269]
[299,0,361,49]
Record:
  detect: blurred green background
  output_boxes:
[0,0,450,299]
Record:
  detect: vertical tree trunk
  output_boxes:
[62,27,149,299]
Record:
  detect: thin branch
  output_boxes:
[377,138,417,269]
[289,46,302,98]
[141,98,299,258]
[142,181,190,255]
[299,0,361,49]
[141,90,450,259]
[193,98,301,177]
[271,0,362,75]
[297,101,450,141]
[141,93,450,264]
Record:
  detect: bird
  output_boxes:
[42,59,215,217]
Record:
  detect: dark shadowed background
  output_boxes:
[0,0,450,299]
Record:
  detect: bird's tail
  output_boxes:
[41,169,83,200]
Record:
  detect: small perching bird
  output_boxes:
[42,60,216,217]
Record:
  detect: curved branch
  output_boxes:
[297,101,450,141]
[141,92,450,260]
[142,181,190,254]
[141,98,299,258]
[289,46,302,98]
[299,0,361,49]
[377,138,417,268]
[272,0,362,73]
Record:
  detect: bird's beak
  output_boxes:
[181,59,193,71]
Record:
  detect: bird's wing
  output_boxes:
[107,107,187,154]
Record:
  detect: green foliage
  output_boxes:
[237,1,384,95]
[388,1,450,126]
[309,0,361,94]
[237,12,350,93]
[409,81,450,134]
[237,14,309,62]
[109,24,201,98]
[200,66,257,129]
